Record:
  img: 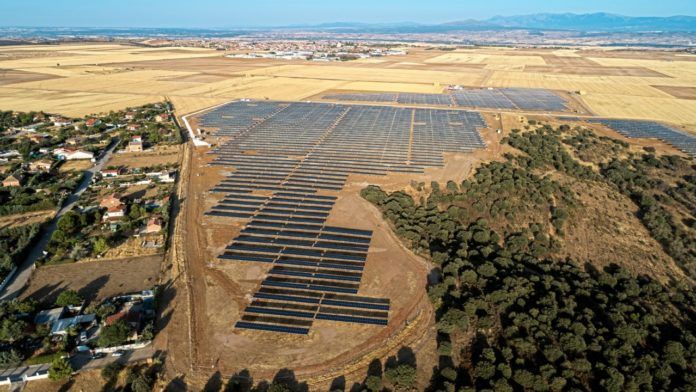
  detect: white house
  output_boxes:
[53,148,94,161]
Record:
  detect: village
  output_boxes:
[0,102,181,382]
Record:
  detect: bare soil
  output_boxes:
[21,255,162,306]
[652,85,696,100]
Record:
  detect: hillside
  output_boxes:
[362,123,696,390]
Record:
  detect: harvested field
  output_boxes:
[524,65,668,77]
[107,146,181,168]
[0,44,694,130]
[21,255,162,305]
[0,210,54,229]
[58,159,92,172]
[0,69,58,85]
[652,85,696,100]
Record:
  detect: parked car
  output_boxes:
[91,352,106,359]
[111,350,125,357]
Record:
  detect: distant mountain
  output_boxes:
[285,13,696,33]
[484,12,696,32]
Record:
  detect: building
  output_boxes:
[127,123,141,132]
[142,216,163,234]
[53,148,94,161]
[34,307,67,326]
[50,116,72,127]
[103,205,126,221]
[124,112,136,120]
[2,174,22,187]
[100,168,122,178]
[29,159,53,172]
[50,314,96,336]
[127,135,144,152]
[100,193,123,209]
[155,113,170,123]
[85,118,101,127]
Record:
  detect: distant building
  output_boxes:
[50,116,72,127]
[127,135,143,152]
[53,148,94,161]
[124,112,137,120]
[85,118,101,127]
[100,168,122,178]
[2,174,23,187]
[29,159,53,172]
[142,216,163,234]
[127,123,141,132]
[154,113,170,123]
[100,193,123,209]
[103,205,126,221]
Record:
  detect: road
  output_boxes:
[0,138,120,301]
[0,346,155,385]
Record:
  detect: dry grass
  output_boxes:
[0,210,54,229]
[58,159,92,173]
[0,44,695,131]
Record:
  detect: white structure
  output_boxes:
[53,148,94,161]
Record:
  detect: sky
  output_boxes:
[1,0,696,28]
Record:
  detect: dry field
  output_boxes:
[58,159,92,173]
[0,210,54,229]
[106,145,181,168]
[1,44,695,131]
[20,255,162,305]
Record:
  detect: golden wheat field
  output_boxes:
[1,43,696,130]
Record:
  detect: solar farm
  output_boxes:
[323,87,570,112]
[589,119,696,157]
[197,101,487,335]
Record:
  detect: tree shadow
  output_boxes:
[203,370,223,391]
[77,274,110,304]
[57,378,75,392]
[329,375,345,391]
[225,369,253,392]
[156,279,177,331]
[164,374,187,391]
[269,368,308,392]
[385,346,417,369]
[23,281,64,306]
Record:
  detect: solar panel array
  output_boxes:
[198,101,487,334]
[589,119,696,157]
[324,87,569,112]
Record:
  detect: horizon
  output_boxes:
[1,1,696,29]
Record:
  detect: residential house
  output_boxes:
[154,113,170,123]
[127,123,141,132]
[34,307,67,327]
[2,174,23,187]
[53,148,94,161]
[103,205,126,222]
[29,159,53,172]
[50,116,72,127]
[141,216,163,234]
[100,168,123,178]
[100,193,124,209]
[85,118,101,127]
[127,135,143,152]
[50,314,96,336]
[124,112,136,120]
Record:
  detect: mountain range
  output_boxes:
[287,13,696,33]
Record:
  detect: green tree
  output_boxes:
[98,320,132,347]
[48,356,73,380]
[385,363,416,390]
[55,289,83,307]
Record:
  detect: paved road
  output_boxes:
[0,346,154,385]
[0,138,120,301]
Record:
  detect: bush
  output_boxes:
[55,289,82,307]
[48,356,73,380]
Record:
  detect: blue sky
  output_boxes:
[1,0,695,28]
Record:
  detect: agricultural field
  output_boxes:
[0,42,695,391]
[0,44,695,134]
